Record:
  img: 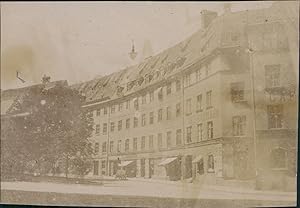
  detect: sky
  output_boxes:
[1,1,273,89]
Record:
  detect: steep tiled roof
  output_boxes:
[69,2,296,104]
[72,16,224,104]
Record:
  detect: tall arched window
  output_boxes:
[270,147,287,169]
[207,154,215,173]
[125,139,130,152]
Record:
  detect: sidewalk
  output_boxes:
[104,176,296,198]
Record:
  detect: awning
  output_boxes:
[118,160,134,167]
[158,157,177,166]
[192,155,203,163]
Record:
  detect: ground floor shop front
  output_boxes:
[89,134,296,190]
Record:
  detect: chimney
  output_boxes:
[224,3,232,14]
[200,10,218,29]
[42,74,51,84]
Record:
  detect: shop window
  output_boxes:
[270,148,287,169]
[207,155,215,173]
[231,82,245,103]
[267,105,283,129]
[232,116,246,136]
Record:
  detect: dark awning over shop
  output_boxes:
[192,155,203,163]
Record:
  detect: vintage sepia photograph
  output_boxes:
[0,1,298,207]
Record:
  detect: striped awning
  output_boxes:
[118,160,133,167]
[158,157,177,166]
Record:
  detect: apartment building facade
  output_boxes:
[76,2,297,187]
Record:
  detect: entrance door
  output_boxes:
[149,159,154,178]
[93,161,99,176]
[141,159,145,177]
[185,155,192,179]
[113,161,118,175]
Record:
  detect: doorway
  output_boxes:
[149,159,154,178]
[185,155,192,179]
[93,161,99,176]
[141,159,145,177]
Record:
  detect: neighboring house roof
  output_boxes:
[1,99,14,115]
[1,80,68,117]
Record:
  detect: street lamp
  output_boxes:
[246,39,258,178]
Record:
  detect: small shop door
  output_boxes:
[93,161,99,175]
[185,155,192,178]
[141,159,145,177]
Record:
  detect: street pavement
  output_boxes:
[1,178,296,204]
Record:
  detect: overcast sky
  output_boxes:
[1,1,273,89]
